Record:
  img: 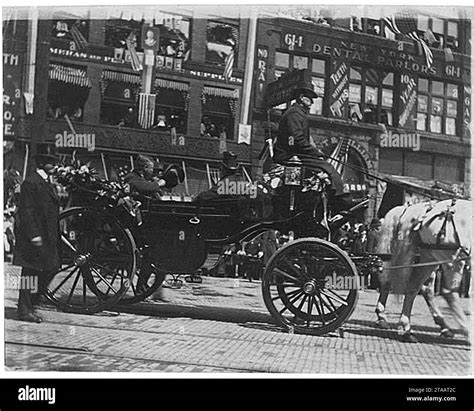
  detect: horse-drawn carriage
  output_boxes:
[46,158,380,336]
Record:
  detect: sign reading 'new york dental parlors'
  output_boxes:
[281,31,464,79]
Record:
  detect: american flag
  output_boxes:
[138,93,156,129]
[70,21,89,51]
[384,11,433,68]
[223,48,235,83]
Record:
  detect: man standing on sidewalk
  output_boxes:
[13,144,61,323]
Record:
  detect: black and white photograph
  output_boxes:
[1,1,472,396]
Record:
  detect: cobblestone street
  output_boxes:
[3,263,471,375]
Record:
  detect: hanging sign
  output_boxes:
[3,53,22,140]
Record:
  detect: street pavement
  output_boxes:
[3,263,472,375]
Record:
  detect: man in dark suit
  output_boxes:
[13,146,61,323]
[195,151,243,202]
[274,86,355,213]
[124,155,166,197]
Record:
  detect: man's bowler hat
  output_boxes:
[221,151,238,170]
[293,86,318,100]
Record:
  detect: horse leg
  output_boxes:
[440,260,470,338]
[375,275,391,329]
[398,263,435,343]
[420,269,455,338]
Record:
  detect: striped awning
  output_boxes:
[203,86,239,100]
[49,64,91,88]
[102,70,141,85]
[154,78,189,92]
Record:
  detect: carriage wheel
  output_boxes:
[119,264,166,304]
[262,237,358,336]
[45,207,137,314]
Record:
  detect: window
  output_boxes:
[201,87,239,140]
[415,16,460,51]
[155,15,191,62]
[47,64,91,121]
[272,52,327,114]
[51,15,89,51]
[99,70,141,128]
[349,17,382,36]
[105,18,142,50]
[349,67,394,125]
[416,78,459,135]
[206,21,239,68]
[434,155,464,182]
[152,79,189,134]
[405,152,433,179]
[310,58,326,115]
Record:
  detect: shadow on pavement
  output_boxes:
[344,319,470,346]
[115,301,274,326]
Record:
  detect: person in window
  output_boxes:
[273,85,359,214]
[201,116,212,137]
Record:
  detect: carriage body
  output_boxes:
[47,162,365,335]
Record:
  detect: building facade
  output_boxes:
[3,6,253,196]
[250,10,471,217]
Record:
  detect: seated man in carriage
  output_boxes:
[273,84,363,215]
[124,155,166,198]
[124,154,184,301]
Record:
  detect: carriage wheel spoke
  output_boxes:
[66,269,82,305]
[313,296,326,325]
[272,287,301,302]
[82,276,87,305]
[296,294,308,311]
[320,290,348,306]
[50,266,80,296]
[89,266,118,294]
[319,293,338,316]
[104,272,119,297]
[273,268,301,284]
[61,234,79,253]
[281,256,306,279]
[306,296,314,327]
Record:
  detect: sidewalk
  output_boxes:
[3,263,472,374]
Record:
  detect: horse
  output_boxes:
[373,199,471,343]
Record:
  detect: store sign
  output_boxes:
[282,32,305,51]
[50,47,243,84]
[3,53,22,140]
[328,60,349,118]
[398,74,417,129]
[255,46,268,108]
[266,69,311,107]
[463,85,471,140]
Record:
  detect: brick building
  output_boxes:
[3,6,254,196]
[249,7,471,217]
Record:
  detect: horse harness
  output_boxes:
[388,199,470,270]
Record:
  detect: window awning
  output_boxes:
[102,70,141,85]
[49,64,91,88]
[203,86,239,100]
[154,78,189,92]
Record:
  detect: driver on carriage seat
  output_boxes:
[273,85,361,215]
